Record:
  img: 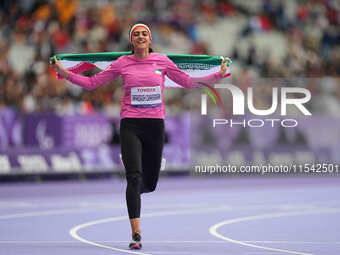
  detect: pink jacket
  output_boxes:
[67,52,224,119]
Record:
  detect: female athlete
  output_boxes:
[51,23,230,250]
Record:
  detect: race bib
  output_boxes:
[131,86,162,108]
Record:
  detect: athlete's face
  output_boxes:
[131,27,151,51]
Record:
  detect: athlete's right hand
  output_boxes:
[218,57,231,78]
[50,56,70,78]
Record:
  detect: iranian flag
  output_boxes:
[50,52,231,88]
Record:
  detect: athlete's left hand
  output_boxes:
[219,57,231,78]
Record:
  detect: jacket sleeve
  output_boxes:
[164,56,225,89]
[66,58,122,90]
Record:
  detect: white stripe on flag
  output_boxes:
[60,60,82,69]
[60,60,230,88]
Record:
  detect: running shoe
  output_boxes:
[129,232,142,250]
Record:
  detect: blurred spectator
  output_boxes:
[8,32,35,76]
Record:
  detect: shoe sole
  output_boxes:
[129,243,142,249]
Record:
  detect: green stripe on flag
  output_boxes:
[50,52,132,63]
[50,52,222,66]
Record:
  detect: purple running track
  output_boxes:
[0,176,339,255]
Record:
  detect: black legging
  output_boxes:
[120,118,165,219]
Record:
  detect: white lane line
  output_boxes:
[70,215,151,255]
[244,241,340,245]
[0,203,234,221]
[209,208,340,255]
[0,201,326,212]
[0,207,118,220]
[1,203,339,254]
[0,201,30,208]
[69,205,241,255]
[141,252,191,254]
[0,240,219,244]
[0,240,340,244]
